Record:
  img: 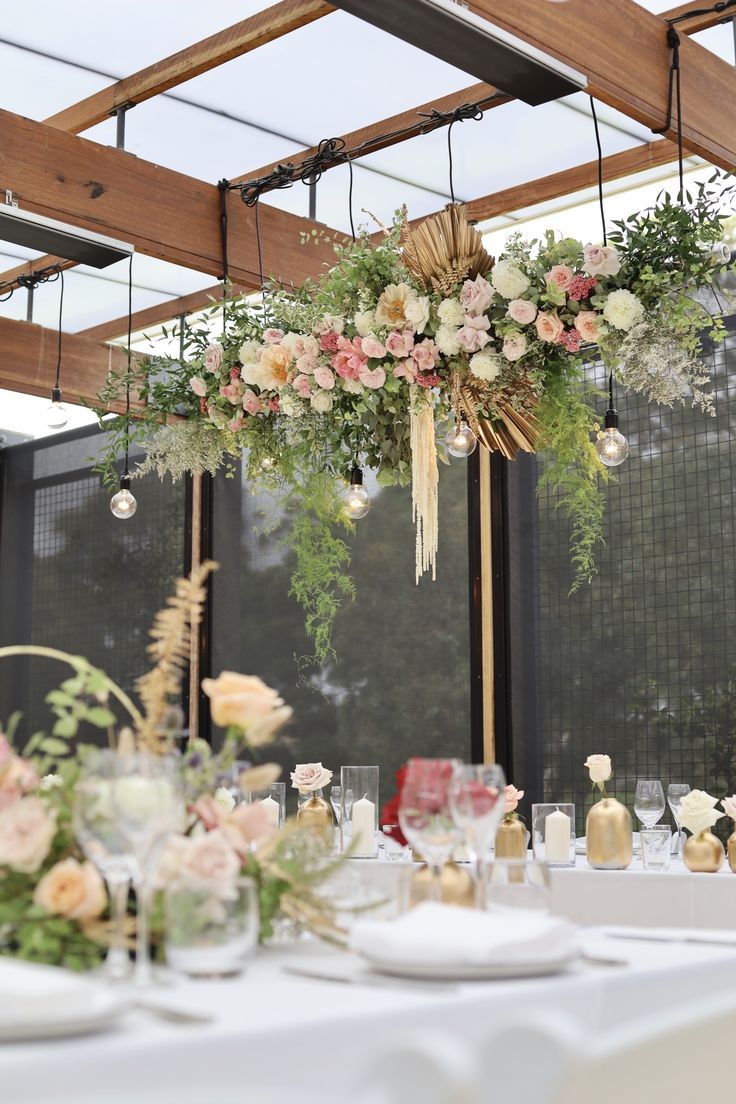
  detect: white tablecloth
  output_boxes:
[4,933,736,1103]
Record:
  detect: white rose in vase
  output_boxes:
[584,754,613,786]
[678,790,724,836]
[290,762,333,794]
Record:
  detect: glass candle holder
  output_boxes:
[341,766,379,858]
[251,783,286,830]
[532,803,576,867]
[165,876,259,979]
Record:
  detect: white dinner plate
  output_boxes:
[358,949,580,981]
[0,985,126,1042]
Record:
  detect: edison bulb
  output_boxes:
[45,398,68,429]
[445,420,477,458]
[342,483,371,520]
[596,427,629,468]
[110,487,138,519]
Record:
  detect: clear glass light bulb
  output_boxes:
[445,420,477,458]
[110,487,138,519]
[45,399,68,429]
[342,483,371,520]
[596,427,629,468]
[259,456,277,472]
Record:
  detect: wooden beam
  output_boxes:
[467,139,681,223]
[0,316,129,407]
[465,0,736,169]
[44,0,335,136]
[79,283,239,341]
[0,108,340,291]
[231,82,508,188]
[662,1,736,35]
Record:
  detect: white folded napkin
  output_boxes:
[350,902,578,967]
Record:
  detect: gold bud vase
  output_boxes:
[683,829,725,873]
[410,861,475,909]
[585,796,633,870]
[728,831,736,874]
[494,816,528,860]
[296,790,334,831]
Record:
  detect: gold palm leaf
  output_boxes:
[451,369,541,460]
[401,204,493,295]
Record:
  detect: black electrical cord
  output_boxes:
[654,26,685,200]
[347,154,356,242]
[54,268,65,390]
[667,0,736,24]
[589,97,607,246]
[123,252,133,477]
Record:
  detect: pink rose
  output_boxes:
[507,299,537,325]
[34,858,106,921]
[385,330,414,358]
[583,244,621,277]
[574,310,602,343]
[460,274,494,316]
[502,334,527,362]
[0,796,56,873]
[203,343,223,372]
[332,336,367,381]
[410,339,440,373]
[242,388,262,416]
[504,785,525,815]
[359,363,386,389]
[227,416,245,433]
[314,365,336,390]
[457,315,491,353]
[361,335,387,359]
[220,381,244,403]
[189,376,208,398]
[0,754,39,812]
[175,829,241,896]
[221,804,273,859]
[545,264,574,290]
[292,374,312,399]
[263,328,285,345]
[393,360,417,382]
[290,762,333,793]
[296,353,318,376]
[535,311,564,343]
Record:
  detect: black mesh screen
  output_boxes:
[0,426,186,743]
[507,321,736,833]
[211,457,473,813]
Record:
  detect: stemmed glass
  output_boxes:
[634,780,665,829]
[449,763,506,908]
[111,753,184,987]
[73,750,134,982]
[667,783,691,856]
[330,785,354,826]
[398,759,457,902]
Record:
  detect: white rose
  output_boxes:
[602,289,645,332]
[435,325,462,357]
[290,762,333,794]
[239,340,260,364]
[491,260,530,300]
[354,310,376,337]
[583,244,621,277]
[469,351,502,382]
[214,787,236,814]
[404,295,431,334]
[240,361,264,387]
[310,390,334,413]
[584,754,612,785]
[507,299,538,325]
[678,790,724,836]
[502,334,527,362]
[437,298,466,327]
[280,393,304,418]
[722,795,736,822]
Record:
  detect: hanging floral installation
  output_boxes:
[97,173,735,666]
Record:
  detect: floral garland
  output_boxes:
[97,174,735,666]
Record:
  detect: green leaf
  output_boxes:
[84,707,116,728]
[50,717,77,739]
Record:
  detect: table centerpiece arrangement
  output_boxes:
[584,754,633,870]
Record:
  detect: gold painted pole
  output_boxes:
[479,448,495,762]
[188,473,202,741]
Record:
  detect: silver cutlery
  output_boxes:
[607,932,736,948]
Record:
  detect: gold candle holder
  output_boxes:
[728,831,736,874]
[494,816,527,860]
[410,860,475,909]
[585,797,633,870]
[683,830,725,873]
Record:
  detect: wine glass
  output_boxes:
[398,759,457,901]
[73,749,134,982]
[449,763,506,908]
[634,780,665,829]
[111,753,184,987]
[330,785,343,825]
[667,783,691,856]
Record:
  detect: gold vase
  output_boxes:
[494,816,528,859]
[410,861,475,909]
[585,797,633,870]
[296,791,334,831]
[683,830,725,873]
[728,831,736,874]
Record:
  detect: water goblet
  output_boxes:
[330,785,343,826]
[634,780,665,829]
[449,763,507,908]
[398,759,457,902]
[667,783,691,856]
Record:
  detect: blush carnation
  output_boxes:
[557,328,582,353]
[319,331,340,354]
[567,274,598,302]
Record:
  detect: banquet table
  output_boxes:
[4,931,736,1104]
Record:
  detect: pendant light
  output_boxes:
[110,254,138,519]
[342,466,371,519]
[45,270,68,429]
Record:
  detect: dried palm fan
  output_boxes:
[401,204,493,295]
[451,369,541,461]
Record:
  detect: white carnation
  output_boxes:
[280,393,304,418]
[602,289,645,332]
[469,351,502,382]
[437,298,465,327]
[491,260,530,300]
[239,340,260,363]
[354,310,376,337]
[310,390,334,413]
[435,324,462,357]
[404,295,431,334]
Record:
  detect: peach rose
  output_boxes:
[296,353,318,376]
[504,785,525,814]
[361,335,387,359]
[175,829,241,895]
[189,376,208,398]
[242,388,262,416]
[314,365,336,390]
[221,803,273,859]
[201,671,292,745]
[292,374,312,399]
[535,311,564,343]
[259,344,292,389]
[545,264,574,290]
[34,858,106,921]
[506,299,537,325]
[457,315,491,353]
[575,310,602,343]
[359,364,386,389]
[0,796,56,873]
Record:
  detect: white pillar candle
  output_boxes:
[260,795,281,831]
[351,795,376,857]
[544,807,571,863]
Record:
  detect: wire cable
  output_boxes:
[589,97,607,246]
[54,268,65,389]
